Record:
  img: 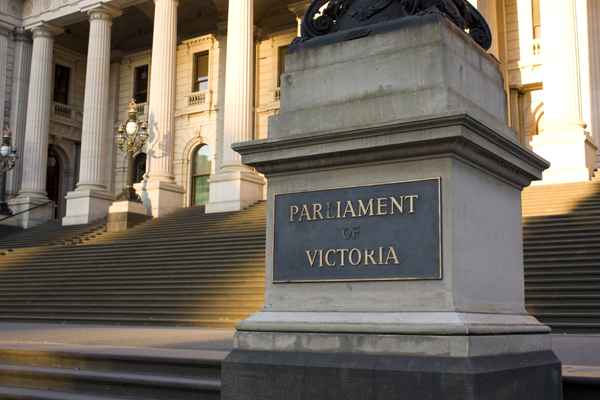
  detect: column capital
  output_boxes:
[254,26,265,42]
[28,22,64,39]
[82,2,122,21]
[110,50,124,64]
[12,27,32,43]
[287,0,310,18]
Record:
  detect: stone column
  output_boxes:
[6,27,33,199]
[287,1,311,36]
[531,0,598,184]
[205,0,265,213]
[105,50,123,195]
[140,0,184,217]
[509,87,524,145]
[0,22,13,209]
[10,22,62,229]
[470,0,499,57]
[585,0,600,167]
[63,4,122,226]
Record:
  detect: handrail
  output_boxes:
[0,200,54,222]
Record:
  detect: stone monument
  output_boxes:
[222,1,561,398]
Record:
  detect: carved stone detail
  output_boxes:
[9,1,22,15]
[24,1,33,16]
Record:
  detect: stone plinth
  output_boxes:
[106,200,151,231]
[135,180,184,218]
[222,15,560,400]
[62,189,114,226]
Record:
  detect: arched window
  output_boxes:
[133,153,146,184]
[192,145,211,205]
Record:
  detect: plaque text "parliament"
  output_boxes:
[288,195,419,222]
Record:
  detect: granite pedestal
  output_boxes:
[223,14,560,399]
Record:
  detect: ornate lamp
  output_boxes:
[0,127,18,216]
[115,100,148,202]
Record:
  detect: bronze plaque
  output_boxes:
[272,178,442,282]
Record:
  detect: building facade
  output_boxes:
[0,0,598,228]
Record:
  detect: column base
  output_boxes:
[62,189,115,226]
[531,129,598,184]
[205,167,266,214]
[8,197,55,229]
[106,200,152,231]
[222,348,562,400]
[136,179,184,218]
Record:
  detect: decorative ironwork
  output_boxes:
[292,0,492,52]
[115,100,148,203]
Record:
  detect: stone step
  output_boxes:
[0,309,257,320]
[0,344,223,399]
[0,270,265,284]
[525,278,600,287]
[525,271,600,280]
[525,286,600,296]
[0,290,263,299]
[525,294,600,304]
[0,279,266,290]
[0,385,137,400]
[0,316,242,327]
[0,241,265,258]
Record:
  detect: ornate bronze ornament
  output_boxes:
[291,0,492,52]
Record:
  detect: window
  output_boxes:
[134,65,149,103]
[53,64,70,105]
[192,145,211,205]
[133,153,146,184]
[532,0,541,39]
[193,52,209,92]
[277,46,289,88]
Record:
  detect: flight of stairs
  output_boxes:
[0,202,266,327]
[0,342,224,399]
[523,179,600,334]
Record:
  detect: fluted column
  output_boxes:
[470,0,499,57]
[18,23,62,198]
[138,0,184,217]
[8,23,62,228]
[221,0,253,168]
[77,5,121,190]
[63,4,122,226]
[586,0,600,166]
[0,23,12,206]
[0,24,11,128]
[205,0,265,213]
[146,0,178,182]
[6,27,33,198]
[542,0,583,127]
[530,0,598,184]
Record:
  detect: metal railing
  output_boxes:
[0,200,54,222]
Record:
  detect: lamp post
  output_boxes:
[0,127,18,216]
[115,100,148,202]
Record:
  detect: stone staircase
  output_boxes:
[0,202,266,327]
[0,342,224,399]
[522,180,600,334]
